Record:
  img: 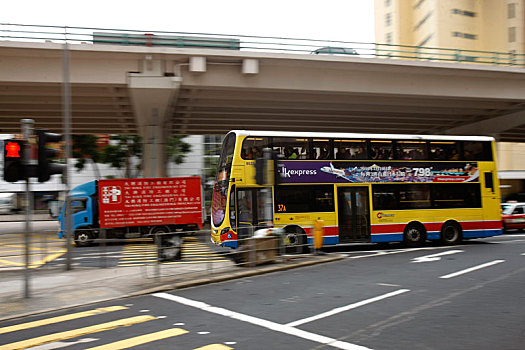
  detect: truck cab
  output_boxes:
[58,181,97,241]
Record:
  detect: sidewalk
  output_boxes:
[0,252,344,322]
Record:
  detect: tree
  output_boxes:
[101,135,142,178]
[72,135,102,179]
[72,134,192,179]
[166,136,192,164]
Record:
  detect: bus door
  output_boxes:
[236,188,270,241]
[337,187,370,242]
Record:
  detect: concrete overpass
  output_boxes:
[1,34,524,176]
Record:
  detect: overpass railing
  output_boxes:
[1,23,524,67]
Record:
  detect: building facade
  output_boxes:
[375,0,525,200]
[375,0,524,55]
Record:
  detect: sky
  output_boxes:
[4,0,375,43]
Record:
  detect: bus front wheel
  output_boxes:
[283,226,309,254]
[403,223,426,248]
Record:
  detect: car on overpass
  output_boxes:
[312,46,358,55]
[501,202,525,232]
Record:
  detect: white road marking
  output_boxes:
[344,246,467,260]
[376,283,401,287]
[286,289,410,327]
[153,292,372,350]
[439,260,506,279]
[411,250,464,263]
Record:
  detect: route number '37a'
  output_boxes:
[412,168,432,177]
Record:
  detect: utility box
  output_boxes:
[240,237,279,267]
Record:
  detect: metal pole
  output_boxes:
[62,35,73,271]
[262,148,273,228]
[21,118,34,298]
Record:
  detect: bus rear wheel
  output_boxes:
[440,221,462,245]
[403,223,426,248]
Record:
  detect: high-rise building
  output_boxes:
[375,0,524,56]
[374,0,525,200]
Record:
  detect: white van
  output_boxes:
[0,193,19,214]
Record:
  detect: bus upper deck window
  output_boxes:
[464,141,492,161]
[312,139,331,160]
[370,140,393,160]
[430,141,460,161]
[242,137,268,160]
[272,137,310,159]
[396,141,427,160]
[334,140,366,160]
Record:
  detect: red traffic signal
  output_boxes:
[3,139,26,182]
[5,141,22,158]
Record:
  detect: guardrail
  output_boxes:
[1,23,523,67]
[0,226,311,281]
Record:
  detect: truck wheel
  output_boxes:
[74,230,93,247]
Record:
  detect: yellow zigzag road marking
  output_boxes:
[85,328,189,350]
[0,250,67,268]
[0,306,127,335]
[0,315,155,350]
[118,240,229,265]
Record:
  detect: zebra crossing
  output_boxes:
[118,237,230,267]
[0,304,233,350]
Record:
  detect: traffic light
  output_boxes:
[3,139,26,182]
[37,129,65,183]
[273,151,284,186]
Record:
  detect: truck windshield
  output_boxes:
[212,133,235,227]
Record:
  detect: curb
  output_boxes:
[0,254,344,322]
[127,254,344,295]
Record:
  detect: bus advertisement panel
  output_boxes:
[278,161,479,183]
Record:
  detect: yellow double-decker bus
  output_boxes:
[211,130,502,251]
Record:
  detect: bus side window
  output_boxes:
[430,141,460,161]
[396,141,427,160]
[241,137,267,160]
[370,141,393,160]
[484,172,494,192]
[312,139,332,160]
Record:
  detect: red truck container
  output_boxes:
[58,177,203,251]
[98,177,203,231]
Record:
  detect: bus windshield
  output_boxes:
[212,133,236,227]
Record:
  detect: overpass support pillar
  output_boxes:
[128,71,181,178]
